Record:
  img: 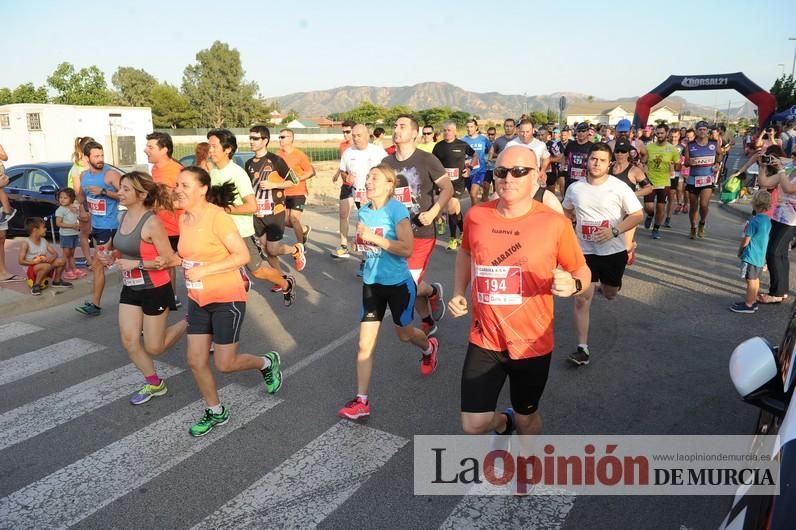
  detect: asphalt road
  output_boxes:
[0,188,792,529]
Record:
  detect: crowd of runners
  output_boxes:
[28,112,793,438]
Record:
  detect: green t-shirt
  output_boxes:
[645,142,679,187]
[210,161,255,238]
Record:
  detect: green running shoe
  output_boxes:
[261,351,282,394]
[189,406,230,437]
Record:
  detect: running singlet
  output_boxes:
[178,204,248,307]
[679,142,690,177]
[461,135,488,177]
[612,164,635,191]
[564,141,592,182]
[245,153,292,218]
[432,139,475,182]
[81,166,119,230]
[462,200,586,359]
[687,140,718,187]
[357,198,413,285]
[113,211,170,290]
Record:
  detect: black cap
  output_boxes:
[614,139,632,153]
[575,123,589,133]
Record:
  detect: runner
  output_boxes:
[100,171,187,405]
[461,119,489,206]
[642,124,680,239]
[208,128,295,304]
[562,142,643,366]
[277,128,316,245]
[338,164,440,420]
[432,121,475,251]
[611,139,653,265]
[417,125,436,153]
[75,141,122,317]
[488,118,517,164]
[563,123,594,193]
[545,126,564,195]
[507,119,551,178]
[334,124,388,260]
[169,166,283,437]
[68,136,94,271]
[144,131,183,307]
[677,129,695,213]
[245,125,307,283]
[384,114,453,337]
[684,121,720,239]
[609,119,648,165]
[448,145,590,436]
[483,126,497,200]
[664,128,685,224]
[557,127,572,195]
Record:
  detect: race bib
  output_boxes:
[122,268,145,287]
[694,174,714,187]
[182,259,203,289]
[256,194,273,217]
[354,187,368,204]
[87,197,107,216]
[571,167,587,179]
[393,186,413,208]
[445,168,460,181]
[355,227,384,254]
[474,265,522,305]
[580,219,609,241]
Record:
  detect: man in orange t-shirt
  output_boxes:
[277,129,316,244]
[449,146,590,438]
[145,132,184,304]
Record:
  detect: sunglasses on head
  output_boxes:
[494,166,534,179]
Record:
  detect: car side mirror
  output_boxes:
[729,337,786,417]
[39,185,58,194]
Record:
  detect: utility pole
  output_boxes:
[779,63,786,77]
[790,38,796,77]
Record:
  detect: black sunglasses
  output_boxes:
[494,166,534,179]
[423,131,434,135]
[278,135,289,139]
[343,130,353,134]
[249,136,263,141]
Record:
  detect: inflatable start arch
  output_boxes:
[633,73,776,128]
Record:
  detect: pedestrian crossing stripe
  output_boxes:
[0,322,44,344]
[0,338,106,386]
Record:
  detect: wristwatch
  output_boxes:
[137,260,145,270]
[574,278,583,294]
[611,227,620,238]
[100,189,106,196]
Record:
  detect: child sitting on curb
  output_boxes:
[17,217,72,295]
[730,190,772,313]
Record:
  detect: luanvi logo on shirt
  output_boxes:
[491,228,519,236]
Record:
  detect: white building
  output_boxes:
[566,100,681,127]
[0,103,153,169]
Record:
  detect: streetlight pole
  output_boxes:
[778,63,786,77]
[790,38,796,77]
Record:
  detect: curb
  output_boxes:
[720,202,752,222]
[0,272,121,317]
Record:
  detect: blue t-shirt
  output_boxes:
[462,134,489,177]
[358,198,412,285]
[741,214,772,267]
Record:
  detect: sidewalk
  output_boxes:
[0,238,119,317]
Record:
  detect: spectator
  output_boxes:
[17,217,71,295]
[730,190,772,313]
[195,142,212,172]
[69,136,95,268]
[55,187,86,280]
[0,143,16,224]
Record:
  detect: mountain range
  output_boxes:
[269,82,756,121]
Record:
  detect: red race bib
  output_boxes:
[474,265,522,305]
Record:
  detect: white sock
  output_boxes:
[357,393,368,403]
[208,404,224,415]
[578,344,590,354]
[262,357,271,370]
[423,341,434,356]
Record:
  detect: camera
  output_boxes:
[761,154,772,164]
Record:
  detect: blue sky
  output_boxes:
[3,0,794,110]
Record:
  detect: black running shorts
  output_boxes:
[460,343,552,415]
[119,283,174,316]
[360,279,416,327]
[584,251,628,288]
[187,299,246,345]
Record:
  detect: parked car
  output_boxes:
[3,162,124,239]
[178,151,254,169]
[721,303,796,529]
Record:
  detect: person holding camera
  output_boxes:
[755,145,796,304]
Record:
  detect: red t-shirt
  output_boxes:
[151,158,184,236]
[462,200,585,359]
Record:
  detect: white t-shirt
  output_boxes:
[339,144,389,195]
[506,138,551,168]
[210,161,255,238]
[562,176,643,256]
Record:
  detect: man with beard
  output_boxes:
[75,142,122,316]
[684,121,721,239]
[642,124,680,239]
[385,115,454,337]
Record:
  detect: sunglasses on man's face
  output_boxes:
[423,131,434,135]
[343,130,353,134]
[494,166,534,179]
[249,136,263,141]
[278,135,289,139]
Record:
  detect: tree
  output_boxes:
[12,83,48,103]
[347,101,386,125]
[112,67,157,107]
[0,88,12,105]
[285,109,299,123]
[418,107,453,128]
[150,84,196,128]
[182,41,261,127]
[383,105,413,126]
[771,75,796,112]
[529,111,549,126]
[47,62,112,105]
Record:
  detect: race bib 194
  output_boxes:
[474,265,522,305]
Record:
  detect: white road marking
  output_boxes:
[0,322,44,344]
[0,338,105,386]
[0,361,184,450]
[193,421,407,529]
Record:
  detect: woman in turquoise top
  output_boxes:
[338,163,439,421]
